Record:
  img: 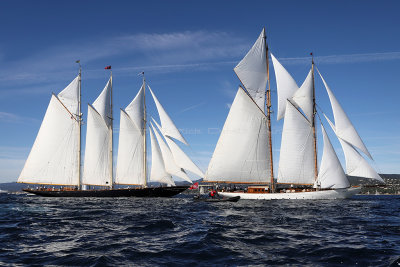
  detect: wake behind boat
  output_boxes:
[18,65,204,197]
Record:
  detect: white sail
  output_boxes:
[57,76,79,115]
[205,87,270,183]
[18,93,79,185]
[278,101,315,185]
[150,122,192,183]
[93,78,112,127]
[82,105,112,186]
[125,84,144,134]
[318,124,350,189]
[234,28,268,109]
[318,70,372,159]
[149,127,175,186]
[292,68,313,121]
[115,110,144,185]
[83,79,112,186]
[148,86,188,145]
[324,114,383,183]
[271,53,299,120]
[339,138,383,182]
[164,135,204,178]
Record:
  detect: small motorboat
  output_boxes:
[193,195,240,202]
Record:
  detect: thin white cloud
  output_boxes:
[0,112,39,124]
[179,102,206,113]
[278,51,400,65]
[0,31,247,86]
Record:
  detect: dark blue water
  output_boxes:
[0,193,399,266]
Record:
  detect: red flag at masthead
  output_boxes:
[105,65,111,70]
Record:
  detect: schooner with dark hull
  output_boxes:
[18,65,202,197]
[22,186,189,198]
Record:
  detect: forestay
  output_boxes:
[234,28,268,109]
[18,76,80,185]
[278,101,315,185]
[205,87,270,183]
[317,124,349,189]
[318,70,372,159]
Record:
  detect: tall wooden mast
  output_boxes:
[142,73,148,187]
[109,70,114,189]
[264,28,275,192]
[77,60,82,189]
[311,54,318,181]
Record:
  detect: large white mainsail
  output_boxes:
[205,87,270,183]
[82,78,112,186]
[318,70,372,159]
[324,115,383,183]
[271,53,299,120]
[278,100,315,185]
[234,28,268,109]
[148,86,188,145]
[115,86,144,185]
[18,76,80,185]
[317,124,350,189]
[148,127,175,186]
[150,122,192,183]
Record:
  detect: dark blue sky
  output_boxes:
[1,0,399,182]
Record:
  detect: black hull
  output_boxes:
[23,186,189,198]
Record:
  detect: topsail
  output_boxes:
[234,28,268,109]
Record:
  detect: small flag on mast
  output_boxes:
[105,65,111,70]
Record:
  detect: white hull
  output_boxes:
[218,187,361,200]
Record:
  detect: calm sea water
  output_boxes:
[0,193,399,266]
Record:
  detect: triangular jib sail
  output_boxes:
[149,127,175,186]
[324,114,383,183]
[318,69,372,159]
[148,86,188,145]
[317,124,350,189]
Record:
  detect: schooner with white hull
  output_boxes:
[19,66,201,197]
[204,28,383,200]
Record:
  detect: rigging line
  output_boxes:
[53,94,79,123]
[287,99,312,125]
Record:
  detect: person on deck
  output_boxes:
[209,189,216,198]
